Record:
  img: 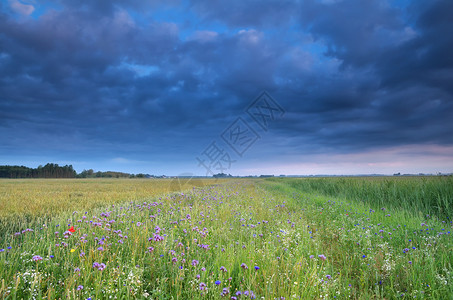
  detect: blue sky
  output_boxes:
[1,0,452,176]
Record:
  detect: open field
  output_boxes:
[0,178,225,236]
[0,177,452,299]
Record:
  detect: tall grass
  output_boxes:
[267,176,453,220]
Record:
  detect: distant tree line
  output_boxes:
[77,169,132,178]
[0,164,151,179]
[0,163,76,178]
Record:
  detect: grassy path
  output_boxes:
[261,179,453,299]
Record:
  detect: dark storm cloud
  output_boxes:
[190,0,298,28]
[0,0,452,173]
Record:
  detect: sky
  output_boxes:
[1,0,452,176]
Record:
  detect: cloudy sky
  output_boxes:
[1,0,452,176]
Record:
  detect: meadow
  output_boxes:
[0,178,218,237]
[0,176,451,299]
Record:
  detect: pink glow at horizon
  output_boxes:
[238,144,453,175]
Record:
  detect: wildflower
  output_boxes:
[362,255,366,258]
[221,287,230,296]
[220,266,227,272]
[69,226,76,233]
[97,247,104,251]
[32,255,43,262]
[77,285,84,291]
[215,280,221,285]
[408,261,412,265]
[80,252,85,257]
[152,233,164,242]
[196,274,200,279]
[199,282,207,290]
[192,260,199,266]
[240,263,248,269]
[318,254,327,261]
[254,266,259,270]
[326,275,332,280]
[148,247,154,253]
[201,267,206,271]
[70,249,76,253]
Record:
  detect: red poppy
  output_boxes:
[69,226,76,233]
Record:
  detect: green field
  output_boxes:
[0,177,452,299]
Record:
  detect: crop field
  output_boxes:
[0,177,452,299]
[0,178,222,235]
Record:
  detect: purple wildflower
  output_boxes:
[32,255,43,262]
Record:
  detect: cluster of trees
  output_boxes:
[0,164,151,179]
[213,173,233,178]
[0,163,77,178]
[77,169,136,178]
